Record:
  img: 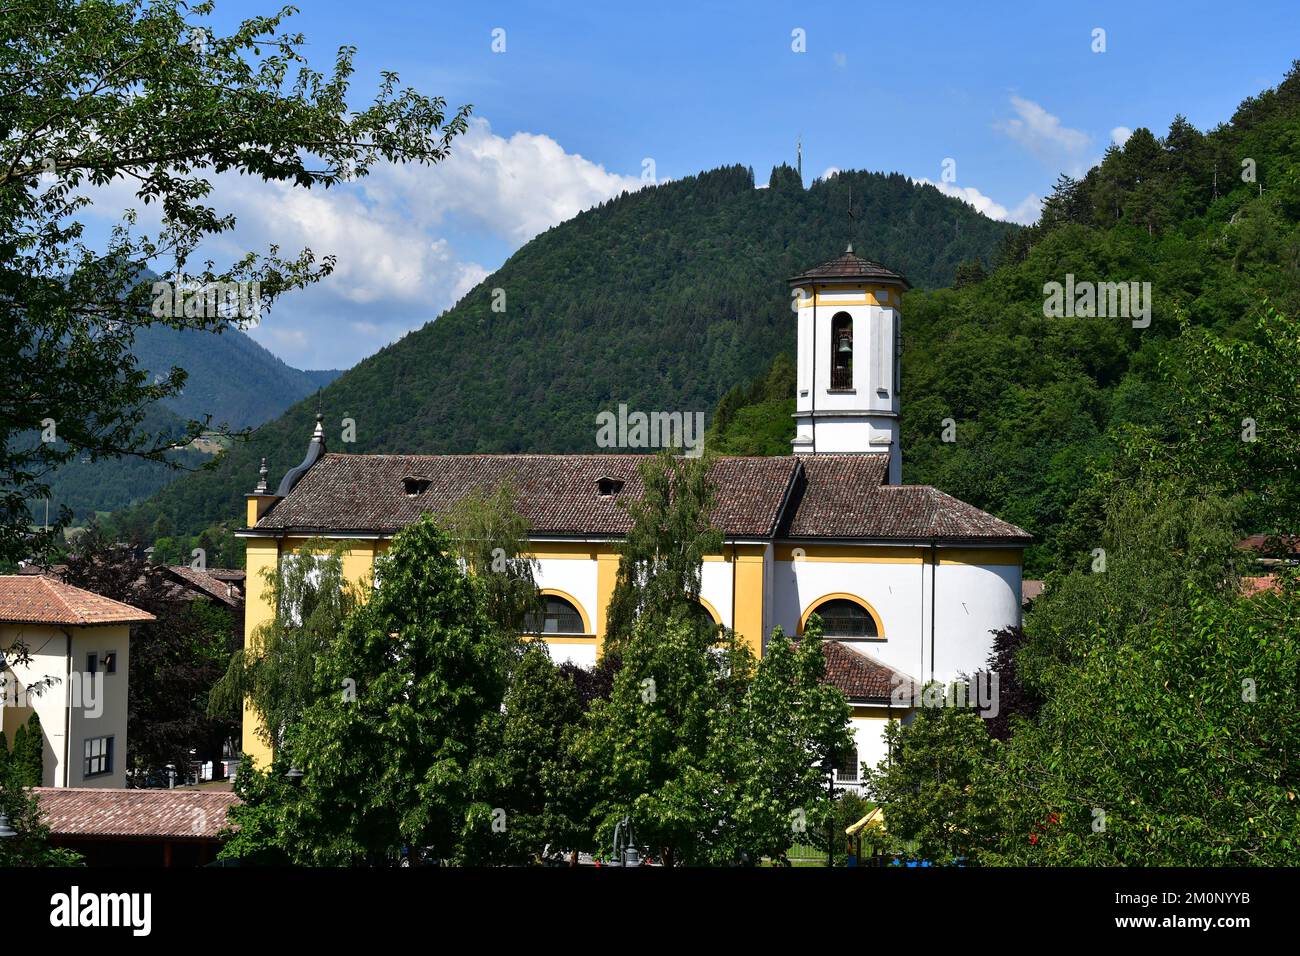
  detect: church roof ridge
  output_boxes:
[245,450,1029,544]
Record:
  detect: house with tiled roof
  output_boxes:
[0,576,154,788]
[33,786,239,866]
[235,250,1030,783]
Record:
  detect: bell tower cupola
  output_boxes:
[788,245,909,483]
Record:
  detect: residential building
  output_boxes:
[0,575,152,788]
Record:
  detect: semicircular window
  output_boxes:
[686,600,718,631]
[810,598,878,639]
[524,595,585,635]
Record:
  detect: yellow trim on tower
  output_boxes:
[799,592,885,639]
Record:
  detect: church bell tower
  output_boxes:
[789,246,909,483]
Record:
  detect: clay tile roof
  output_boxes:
[788,250,911,289]
[0,576,155,626]
[33,788,239,840]
[1021,579,1046,606]
[819,640,917,702]
[253,453,799,538]
[783,455,1032,542]
[1243,575,1281,597]
[165,566,243,607]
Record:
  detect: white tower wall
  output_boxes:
[791,275,904,482]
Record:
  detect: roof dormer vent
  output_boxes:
[402,475,432,498]
[596,476,624,497]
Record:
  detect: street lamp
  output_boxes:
[610,816,639,867]
[284,767,304,785]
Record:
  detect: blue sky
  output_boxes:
[89,1,1300,369]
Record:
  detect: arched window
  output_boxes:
[524,595,586,635]
[686,599,721,631]
[803,596,880,639]
[830,312,853,390]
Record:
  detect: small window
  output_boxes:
[523,596,585,635]
[832,745,860,783]
[84,736,114,778]
[86,652,98,673]
[830,312,853,390]
[102,652,116,674]
[402,475,431,497]
[809,598,879,639]
[596,476,624,497]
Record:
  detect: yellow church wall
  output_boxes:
[240,537,279,768]
[241,536,381,767]
[731,544,765,659]
[594,551,619,658]
[938,548,1022,566]
[238,530,966,767]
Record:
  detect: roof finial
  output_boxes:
[254,457,269,494]
[313,390,324,441]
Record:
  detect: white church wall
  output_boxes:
[932,560,1022,682]
[699,558,735,630]
[533,556,599,669]
[772,555,928,682]
[850,708,910,781]
[771,551,1022,685]
[532,556,599,634]
[545,641,598,669]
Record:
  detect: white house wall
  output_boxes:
[1,623,129,788]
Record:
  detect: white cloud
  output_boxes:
[78,117,646,368]
[1110,126,1133,146]
[913,178,1041,226]
[1007,192,1044,225]
[381,117,645,245]
[820,166,841,180]
[997,96,1092,176]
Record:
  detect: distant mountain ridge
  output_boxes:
[133,324,342,430]
[40,326,342,522]
[112,163,1015,540]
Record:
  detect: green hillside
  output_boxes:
[132,323,342,431]
[711,64,1300,574]
[37,325,342,523]
[109,165,1015,542]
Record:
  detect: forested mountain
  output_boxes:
[108,165,1014,543]
[710,64,1300,574]
[132,324,342,431]
[38,326,342,523]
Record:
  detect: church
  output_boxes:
[235,249,1030,782]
